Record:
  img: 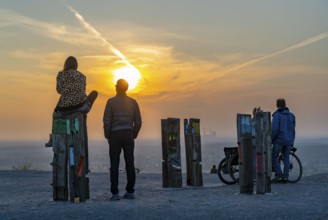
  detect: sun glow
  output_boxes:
[113,67,141,90]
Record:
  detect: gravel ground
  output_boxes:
[0,170,327,220]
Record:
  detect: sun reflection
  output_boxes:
[113,67,141,91]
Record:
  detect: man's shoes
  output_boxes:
[109,194,120,201]
[271,176,282,183]
[45,134,53,147]
[281,177,289,183]
[123,192,135,199]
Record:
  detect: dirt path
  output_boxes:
[0,170,327,220]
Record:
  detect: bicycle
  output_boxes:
[276,147,303,183]
[217,147,239,185]
[218,146,302,184]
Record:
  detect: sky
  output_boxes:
[0,0,328,141]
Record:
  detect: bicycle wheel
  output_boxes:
[228,154,239,183]
[218,158,237,185]
[277,152,303,183]
[288,152,303,183]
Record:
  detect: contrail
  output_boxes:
[66,4,134,69]
[224,32,328,74]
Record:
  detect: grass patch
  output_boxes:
[12,163,32,171]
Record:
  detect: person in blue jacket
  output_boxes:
[271,98,296,183]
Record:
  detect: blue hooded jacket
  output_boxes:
[272,107,296,146]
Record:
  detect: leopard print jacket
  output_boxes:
[56,70,87,109]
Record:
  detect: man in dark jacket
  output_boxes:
[103,79,142,200]
[271,98,296,183]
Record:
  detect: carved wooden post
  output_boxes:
[263,112,272,193]
[237,114,253,194]
[184,118,203,186]
[51,112,90,202]
[254,112,264,194]
[52,120,68,201]
[161,118,182,188]
[254,111,272,194]
[68,113,90,202]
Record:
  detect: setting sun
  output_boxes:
[113,67,141,91]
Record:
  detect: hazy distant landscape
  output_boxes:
[1,137,327,177]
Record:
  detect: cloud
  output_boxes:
[66,4,136,70]
[227,32,328,73]
[0,8,96,47]
[210,32,328,81]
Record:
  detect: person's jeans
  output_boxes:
[272,144,291,178]
[109,130,135,195]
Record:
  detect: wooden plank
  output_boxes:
[162,161,168,188]
[262,112,272,193]
[189,118,203,186]
[237,114,253,194]
[52,131,68,201]
[255,111,272,194]
[161,119,168,162]
[255,112,265,194]
[51,112,90,202]
[184,119,192,185]
[161,118,182,188]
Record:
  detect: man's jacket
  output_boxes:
[103,93,142,139]
[272,107,296,146]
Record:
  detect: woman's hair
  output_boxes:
[63,56,78,71]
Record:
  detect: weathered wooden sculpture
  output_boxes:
[51,112,90,202]
[184,118,203,186]
[254,111,272,194]
[237,114,253,194]
[161,118,182,188]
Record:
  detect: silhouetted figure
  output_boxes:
[47,56,98,202]
[103,79,142,201]
[55,56,98,114]
[210,164,217,174]
[45,56,98,147]
[271,98,296,183]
